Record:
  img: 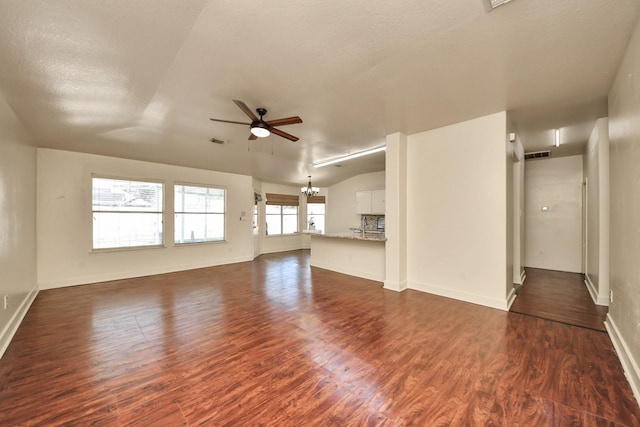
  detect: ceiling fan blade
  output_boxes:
[271,127,299,142]
[266,116,303,127]
[233,99,259,121]
[248,133,258,140]
[210,118,250,125]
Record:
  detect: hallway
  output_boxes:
[510,268,609,331]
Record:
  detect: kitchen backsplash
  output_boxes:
[361,215,385,231]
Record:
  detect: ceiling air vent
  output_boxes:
[483,0,514,11]
[524,150,550,160]
[209,138,226,145]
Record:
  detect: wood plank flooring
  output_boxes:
[510,268,609,331]
[1,251,638,426]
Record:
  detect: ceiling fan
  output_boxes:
[210,100,302,142]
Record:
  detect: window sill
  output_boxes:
[91,244,165,254]
[174,240,227,247]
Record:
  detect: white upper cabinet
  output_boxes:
[355,189,385,214]
[371,189,385,214]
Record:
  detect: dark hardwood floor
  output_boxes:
[1,251,638,426]
[510,268,609,331]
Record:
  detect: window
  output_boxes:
[306,196,325,232]
[265,193,299,235]
[175,184,225,244]
[92,177,163,250]
[253,191,262,232]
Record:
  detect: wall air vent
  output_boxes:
[483,0,514,11]
[524,150,551,160]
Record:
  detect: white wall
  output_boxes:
[524,155,583,273]
[0,96,38,357]
[37,149,254,289]
[583,118,610,306]
[406,112,511,310]
[607,15,640,403]
[326,171,385,233]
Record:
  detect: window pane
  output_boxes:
[92,177,164,250]
[282,205,297,215]
[266,214,281,235]
[175,185,225,213]
[266,205,281,214]
[93,178,162,212]
[93,212,162,249]
[174,184,225,244]
[283,214,298,234]
[307,203,325,215]
[175,213,224,243]
[307,214,324,232]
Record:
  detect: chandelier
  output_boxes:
[301,176,319,197]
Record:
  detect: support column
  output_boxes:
[384,132,408,291]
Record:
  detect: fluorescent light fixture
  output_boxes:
[554,129,560,147]
[313,146,386,168]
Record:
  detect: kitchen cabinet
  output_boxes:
[355,189,385,214]
[371,189,385,214]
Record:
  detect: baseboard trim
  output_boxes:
[584,274,597,304]
[520,269,526,285]
[408,280,510,311]
[584,274,609,306]
[605,314,640,406]
[0,285,38,360]
[383,280,408,292]
[260,246,305,255]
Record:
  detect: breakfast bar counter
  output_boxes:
[310,232,385,282]
[312,231,386,242]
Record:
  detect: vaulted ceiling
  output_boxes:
[0,0,638,186]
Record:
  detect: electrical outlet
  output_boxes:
[3,295,7,310]
[610,290,614,303]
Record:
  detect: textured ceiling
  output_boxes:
[0,0,638,186]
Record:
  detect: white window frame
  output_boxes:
[306,201,325,232]
[265,204,299,236]
[91,175,165,251]
[174,182,226,245]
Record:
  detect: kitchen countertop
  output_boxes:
[311,231,386,242]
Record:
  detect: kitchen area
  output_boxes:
[309,188,386,282]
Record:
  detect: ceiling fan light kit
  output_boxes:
[250,121,270,138]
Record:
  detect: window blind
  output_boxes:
[266,193,299,206]
[306,196,325,204]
